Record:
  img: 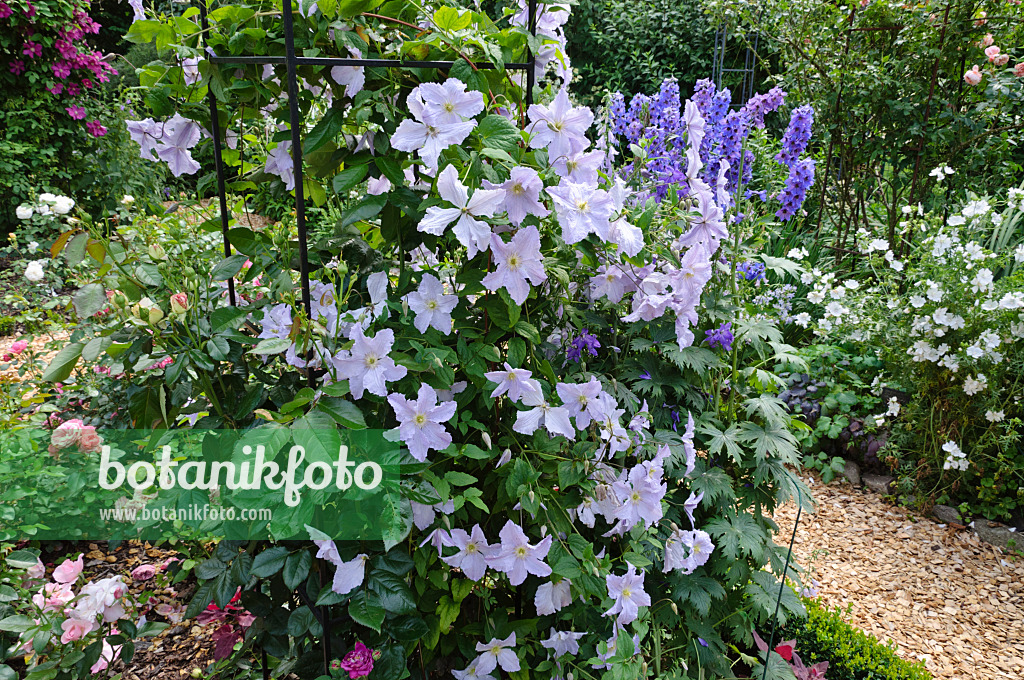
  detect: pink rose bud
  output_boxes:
[52,554,84,584]
[170,292,189,315]
[11,340,28,354]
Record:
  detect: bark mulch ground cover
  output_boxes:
[775,474,1024,680]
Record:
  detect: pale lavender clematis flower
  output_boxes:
[715,159,732,209]
[484,363,542,403]
[155,114,203,177]
[391,109,474,169]
[332,328,407,399]
[419,79,484,124]
[264,139,295,190]
[683,489,704,528]
[551,149,604,185]
[487,521,551,586]
[534,580,571,616]
[367,176,392,195]
[181,57,200,85]
[452,658,496,680]
[527,88,592,160]
[683,529,715,567]
[600,177,644,256]
[125,118,163,159]
[513,390,575,440]
[604,563,651,625]
[663,526,695,574]
[331,554,367,595]
[542,628,585,657]
[474,633,519,675]
[259,303,293,341]
[481,225,547,305]
[387,383,457,461]
[684,99,706,149]
[314,539,343,567]
[682,412,696,477]
[677,187,726,250]
[405,273,458,334]
[486,166,548,226]
[330,48,364,98]
[555,378,604,429]
[128,0,145,21]
[612,466,665,530]
[546,180,614,244]
[418,165,504,257]
[442,525,492,581]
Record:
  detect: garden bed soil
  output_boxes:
[775,474,1024,680]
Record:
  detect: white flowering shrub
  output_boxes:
[803,193,1024,520]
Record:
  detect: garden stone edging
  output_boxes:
[842,460,1021,552]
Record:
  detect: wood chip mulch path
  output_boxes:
[774,474,1024,680]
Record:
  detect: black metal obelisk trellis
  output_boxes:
[195,1,538,675]
[198,0,537,327]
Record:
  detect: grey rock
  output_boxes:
[862,473,894,494]
[973,521,1019,550]
[932,504,962,525]
[842,460,861,486]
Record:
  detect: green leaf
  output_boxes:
[306,108,345,155]
[206,337,231,362]
[432,6,472,32]
[41,342,84,382]
[6,549,40,569]
[333,164,369,195]
[337,0,384,19]
[476,114,521,154]
[135,262,164,286]
[698,423,744,464]
[211,307,250,333]
[444,471,477,486]
[82,336,112,362]
[283,551,313,590]
[250,337,291,355]
[316,397,367,429]
[72,284,107,319]
[368,571,417,615]
[287,606,318,637]
[0,615,37,633]
[706,513,766,562]
[250,546,290,578]
[348,590,385,632]
[211,253,248,282]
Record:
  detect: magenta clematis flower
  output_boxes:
[405,273,458,334]
[484,363,542,404]
[527,88,593,160]
[332,328,408,399]
[22,41,43,59]
[10,60,26,75]
[86,120,107,137]
[418,165,504,257]
[486,520,552,586]
[481,225,547,305]
[604,563,651,625]
[66,106,87,120]
[546,180,614,244]
[441,524,492,581]
[387,383,457,462]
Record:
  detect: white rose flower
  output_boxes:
[51,196,75,215]
[24,261,45,282]
[15,205,34,220]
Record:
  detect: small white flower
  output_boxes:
[985,410,1004,423]
[24,261,45,282]
[793,312,811,327]
[946,215,965,227]
[910,295,927,308]
[962,199,990,218]
[27,241,39,254]
[926,285,944,302]
[808,290,826,305]
[121,195,135,205]
[51,195,75,215]
[963,374,988,396]
[886,397,901,417]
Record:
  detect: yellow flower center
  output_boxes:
[622,587,632,598]
[576,200,589,212]
[414,414,426,426]
[427,300,438,310]
[365,355,378,367]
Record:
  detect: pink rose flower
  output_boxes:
[964,65,983,86]
[993,54,1009,67]
[51,419,85,450]
[985,45,1000,62]
[52,555,84,584]
[10,340,28,354]
[60,616,93,644]
[980,33,994,47]
[78,426,103,453]
[33,583,75,612]
[131,564,157,581]
[27,558,45,580]
[340,642,375,679]
[1015,62,1024,78]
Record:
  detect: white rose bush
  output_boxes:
[19,0,824,677]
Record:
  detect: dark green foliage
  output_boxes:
[786,599,932,680]
[566,0,721,107]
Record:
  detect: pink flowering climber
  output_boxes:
[386,383,457,462]
[487,520,552,586]
[964,65,983,85]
